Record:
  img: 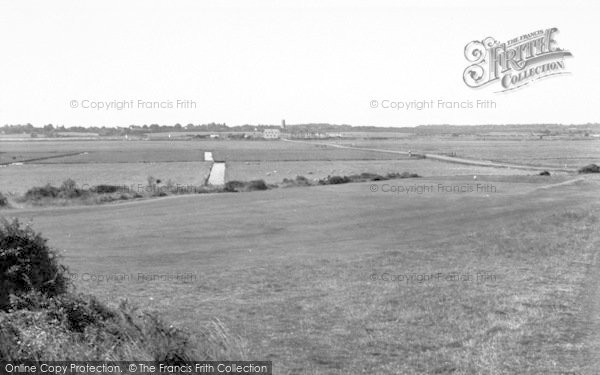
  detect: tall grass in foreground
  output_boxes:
[0,218,247,361]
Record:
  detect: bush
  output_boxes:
[22,180,88,201]
[1,292,201,361]
[294,175,311,185]
[224,180,269,192]
[92,185,124,194]
[0,192,8,208]
[246,180,268,191]
[281,176,312,187]
[318,175,351,185]
[0,224,236,361]
[223,181,245,192]
[318,172,419,185]
[0,219,70,310]
[387,172,420,179]
[347,173,386,182]
[59,179,87,199]
[60,178,77,193]
[578,164,600,174]
[23,184,60,200]
[539,171,551,176]
[8,291,116,333]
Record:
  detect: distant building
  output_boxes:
[289,131,326,139]
[263,129,281,139]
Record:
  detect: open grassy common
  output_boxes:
[1,136,600,373]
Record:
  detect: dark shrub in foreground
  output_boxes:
[1,292,200,361]
[0,223,244,361]
[578,164,600,174]
[0,219,70,310]
[0,192,8,208]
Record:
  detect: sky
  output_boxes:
[0,0,598,127]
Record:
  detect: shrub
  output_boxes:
[295,175,311,185]
[58,179,87,199]
[0,222,246,361]
[0,219,70,310]
[318,176,351,185]
[539,171,551,176]
[347,173,386,182]
[387,172,420,179]
[0,192,8,208]
[578,164,600,174]
[281,175,312,187]
[21,180,90,201]
[246,180,268,191]
[8,291,116,333]
[223,181,244,192]
[23,184,60,200]
[318,172,419,186]
[224,180,268,192]
[92,185,124,194]
[365,173,386,181]
[60,178,77,193]
[1,292,201,361]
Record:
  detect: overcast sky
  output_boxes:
[0,0,598,127]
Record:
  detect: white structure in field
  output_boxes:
[207,162,225,186]
[263,128,281,139]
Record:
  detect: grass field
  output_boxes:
[2,137,600,372]
[2,138,585,195]
[331,138,600,168]
[0,139,408,193]
[225,159,536,184]
[0,162,213,194]
[7,137,598,167]
[0,140,409,164]
[6,174,600,374]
